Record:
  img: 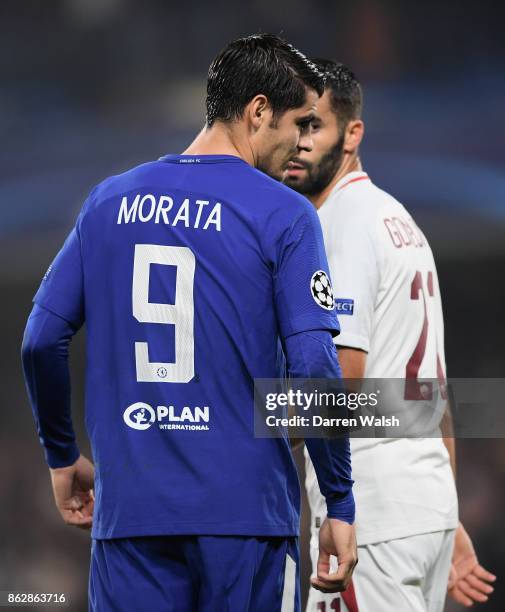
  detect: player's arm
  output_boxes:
[311,209,378,396]
[22,304,80,468]
[336,347,367,380]
[289,349,366,449]
[21,224,94,528]
[440,404,456,476]
[271,202,357,592]
[290,212,376,444]
[428,266,496,604]
[284,329,357,593]
[440,401,497,604]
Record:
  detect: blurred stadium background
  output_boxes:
[1,1,504,610]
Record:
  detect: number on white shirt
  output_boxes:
[405,270,447,400]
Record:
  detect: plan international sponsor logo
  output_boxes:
[123,402,210,432]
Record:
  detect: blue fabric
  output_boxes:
[21,304,80,468]
[27,153,348,539]
[285,331,355,524]
[89,535,300,612]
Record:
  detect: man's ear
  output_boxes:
[344,120,365,154]
[246,94,271,130]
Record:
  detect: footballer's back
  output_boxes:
[35,153,338,539]
[82,155,287,390]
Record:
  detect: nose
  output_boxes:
[298,131,313,153]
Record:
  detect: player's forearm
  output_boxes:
[439,401,456,478]
[21,304,80,468]
[336,346,367,380]
[441,402,456,478]
[304,437,355,523]
[285,330,355,524]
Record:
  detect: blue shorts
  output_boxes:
[89,535,300,612]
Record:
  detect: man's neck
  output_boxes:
[183,123,255,166]
[310,155,363,210]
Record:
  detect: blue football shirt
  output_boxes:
[34,154,340,539]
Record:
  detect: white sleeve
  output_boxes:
[323,211,380,352]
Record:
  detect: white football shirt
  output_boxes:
[305,171,458,545]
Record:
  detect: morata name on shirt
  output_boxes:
[117,193,222,231]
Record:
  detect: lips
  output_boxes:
[286,160,305,170]
[285,161,307,178]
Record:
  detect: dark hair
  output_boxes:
[206,34,325,127]
[312,59,363,128]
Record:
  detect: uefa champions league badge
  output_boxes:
[310,270,335,310]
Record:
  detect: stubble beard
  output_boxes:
[285,136,345,196]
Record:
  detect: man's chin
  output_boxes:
[283,173,306,191]
[282,176,297,187]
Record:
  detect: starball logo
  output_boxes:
[123,402,210,432]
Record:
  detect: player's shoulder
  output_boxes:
[357,179,425,237]
[84,160,162,207]
[80,157,315,233]
[246,165,315,213]
[230,165,319,238]
[321,173,413,228]
[320,173,420,254]
[338,174,432,253]
[366,181,410,217]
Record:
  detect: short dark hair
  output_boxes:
[206,34,325,127]
[313,59,363,128]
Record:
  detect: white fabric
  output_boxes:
[282,553,297,612]
[306,528,456,612]
[305,172,458,546]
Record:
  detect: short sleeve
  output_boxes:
[324,214,379,352]
[33,225,84,328]
[274,205,340,340]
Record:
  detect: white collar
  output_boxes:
[318,171,370,212]
[331,171,370,194]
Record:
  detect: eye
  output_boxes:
[298,119,312,133]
